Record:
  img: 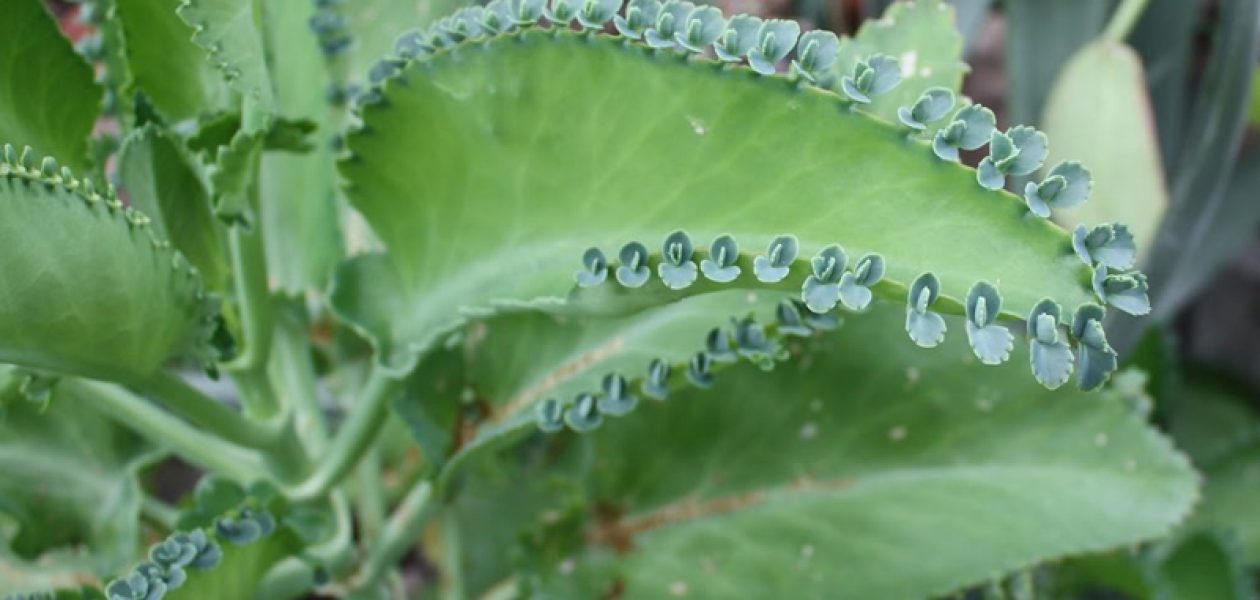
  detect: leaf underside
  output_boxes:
[338,29,1094,368]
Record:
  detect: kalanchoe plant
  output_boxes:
[9,0,1254,597]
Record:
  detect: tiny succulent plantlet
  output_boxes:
[6,0,1248,597]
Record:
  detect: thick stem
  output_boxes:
[141,495,180,532]
[133,370,285,450]
[225,224,277,418]
[286,367,402,501]
[271,301,330,454]
[354,446,387,542]
[351,480,435,591]
[439,510,465,600]
[72,379,266,481]
[1104,0,1151,41]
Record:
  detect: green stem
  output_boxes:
[225,224,277,418]
[354,446,387,541]
[141,495,180,532]
[132,370,285,450]
[440,509,465,600]
[72,379,266,481]
[351,481,436,592]
[286,367,402,501]
[1104,0,1151,41]
[272,301,330,454]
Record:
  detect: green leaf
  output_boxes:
[258,0,344,293]
[1168,378,1260,565]
[0,0,103,172]
[0,382,160,593]
[118,125,229,289]
[1042,40,1170,258]
[177,0,275,122]
[447,300,1197,598]
[1155,532,1254,600]
[337,28,1096,369]
[113,0,234,122]
[0,154,218,382]
[833,0,968,131]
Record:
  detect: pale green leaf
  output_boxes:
[0,160,217,382]
[1042,40,1169,259]
[0,0,103,172]
[118,125,229,289]
[337,29,1096,369]
[114,0,234,122]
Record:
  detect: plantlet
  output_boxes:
[1,0,1255,598]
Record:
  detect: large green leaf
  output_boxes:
[113,0,234,122]
[258,0,344,293]
[446,300,1197,598]
[0,155,217,382]
[0,380,160,593]
[0,0,103,172]
[337,26,1099,369]
[118,125,228,288]
[833,0,968,130]
[1042,40,1169,257]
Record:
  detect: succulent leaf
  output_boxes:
[965,281,1013,365]
[905,272,946,348]
[897,87,956,131]
[753,235,800,283]
[747,19,800,75]
[337,26,1107,368]
[714,14,761,62]
[1091,265,1151,316]
[1071,303,1118,391]
[838,252,885,311]
[1072,223,1136,270]
[615,241,652,288]
[657,230,698,289]
[674,6,725,53]
[613,0,662,39]
[699,234,741,282]
[1022,161,1092,218]
[575,247,610,287]
[790,30,840,83]
[841,54,901,104]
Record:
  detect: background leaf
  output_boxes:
[0,0,103,172]
[1003,0,1109,127]
[0,382,160,593]
[1042,40,1169,256]
[118,125,229,289]
[113,0,234,122]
